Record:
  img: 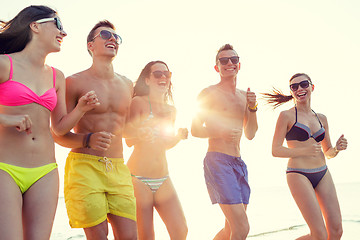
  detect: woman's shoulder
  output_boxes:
[0,54,11,83]
[278,108,295,120]
[49,66,65,79]
[165,104,176,115]
[129,96,149,121]
[132,95,147,103]
[47,66,65,90]
[315,112,327,124]
[130,96,148,110]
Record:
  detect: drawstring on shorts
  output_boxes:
[98,157,113,172]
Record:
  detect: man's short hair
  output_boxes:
[87,20,116,56]
[87,20,115,43]
[215,43,236,63]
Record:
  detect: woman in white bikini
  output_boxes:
[126,60,188,240]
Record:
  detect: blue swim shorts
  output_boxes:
[204,152,250,205]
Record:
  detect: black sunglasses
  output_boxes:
[290,80,311,91]
[218,56,240,65]
[151,71,172,79]
[36,17,63,31]
[92,30,122,45]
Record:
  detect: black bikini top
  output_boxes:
[285,107,325,142]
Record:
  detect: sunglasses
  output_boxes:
[36,17,63,31]
[218,56,240,65]
[151,71,172,79]
[290,80,311,91]
[92,30,122,45]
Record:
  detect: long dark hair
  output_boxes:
[0,5,56,54]
[133,61,174,104]
[263,73,312,108]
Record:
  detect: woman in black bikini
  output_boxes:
[126,61,188,240]
[264,73,347,240]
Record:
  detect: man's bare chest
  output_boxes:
[79,81,131,113]
[210,95,246,117]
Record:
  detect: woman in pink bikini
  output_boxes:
[264,73,348,240]
[126,61,188,239]
[0,5,98,239]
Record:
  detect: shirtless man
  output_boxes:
[53,20,137,240]
[191,44,258,240]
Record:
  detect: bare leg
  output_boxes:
[295,234,311,240]
[23,168,59,240]
[84,220,109,240]
[315,171,343,240]
[287,173,328,240]
[0,170,23,240]
[132,177,155,240]
[155,178,188,240]
[216,204,249,240]
[108,214,137,240]
[213,219,231,240]
[84,214,137,240]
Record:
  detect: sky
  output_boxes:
[2,0,360,238]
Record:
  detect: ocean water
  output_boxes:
[50,181,360,240]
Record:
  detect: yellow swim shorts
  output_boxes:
[64,152,136,228]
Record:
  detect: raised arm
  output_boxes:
[52,129,113,151]
[124,96,149,147]
[243,88,258,140]
[0,113,32,134]
[121,76,135,140]
[191,88,235,140]
[272,111,321,158]
[163,127,188,149]
[162,108,188,149]
[51,73,111,151]
[191,89,212,138]
[52,130,85,148]
[0,56,33,133]
[319,114,348,159]
[50,70,99,136]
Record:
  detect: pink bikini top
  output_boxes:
[0,54,57,111]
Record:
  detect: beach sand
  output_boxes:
[51,180,360,239]
[52,197,360,240]
[248,221,360,239]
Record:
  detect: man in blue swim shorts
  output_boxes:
[191,43,258,240]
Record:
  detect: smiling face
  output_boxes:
[145,63,172,95]
[88,27,119,57]
[34,15,67,53]
[214,49,240,78]
[289,75,314,103]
